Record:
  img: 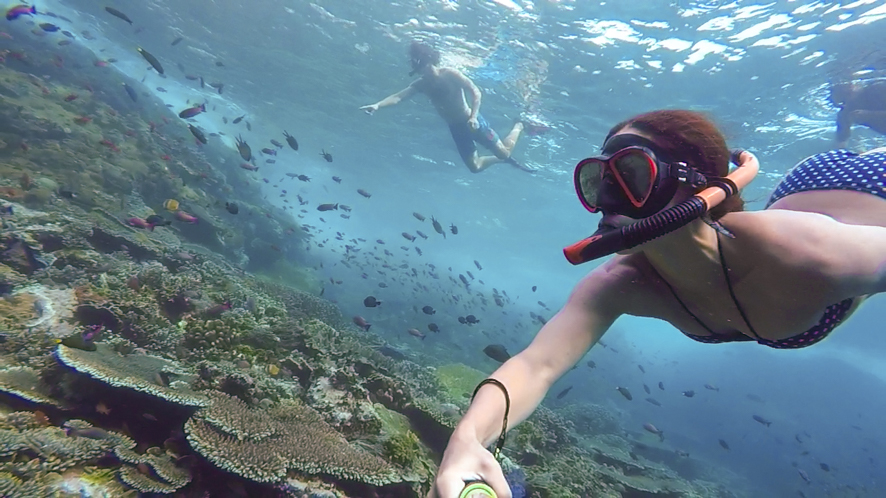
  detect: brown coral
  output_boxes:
[54,343,209,407]
[184,392,409,486]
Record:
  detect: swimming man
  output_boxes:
[360,41,533,173]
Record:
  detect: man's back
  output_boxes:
[414,68,474,125]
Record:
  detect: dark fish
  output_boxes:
[215,60,225,67]
[465,315,479,324]
[819,463,829,472]
[474,260,482,270]
[616,387,632,400]
[413,212,425,221]
[352,315,371,331]
[144,215,170,227]
[320,150,333,162]
[235,135,252,161]
[752,415,771,427]
[297,175,310,182]
[270,139,284,148]
[39,22,59,32]
[643,384,651,394]
[363,296,381,307]
[532,285,537,292]
[421,305,435,315]
[283,130,298,150]
[431,216,445,238]
[704,384,719,391]
[171,36,183,46]
[586,360,596,369]
[105,6,132,24]
[188,125,207,144]
[638,364,645,373]
[483,344,510,362]
[156,87,167,92]
[427,323,440,333]
[797,469,809,483]
[233,115,245,124]
[450,223,458,234]
[357,189,371,198]
[643,423,664,442]
[682,390,695,398]
[556,386,573,399]
[718,439,730,450]
[136,47,163,74]
[179,103,206,119]
[261,148,276,155]
[645,397,661,407]
[199,76,204,88]
[122,82,137,102]
[402,232,416,242]
[317,203,338,211]
[225,202,239,214]
[458,316,466,324]
[658,382,664,390]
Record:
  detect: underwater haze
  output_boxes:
[1,0,885,497]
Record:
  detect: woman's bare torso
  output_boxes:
[615,189,885,341]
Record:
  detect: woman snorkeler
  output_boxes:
[431,109,886,498]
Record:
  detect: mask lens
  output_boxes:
[576,158,604,211]
[612,149,655,205]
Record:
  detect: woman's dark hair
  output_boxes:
[605,109,744,220]
[409,41,441,69]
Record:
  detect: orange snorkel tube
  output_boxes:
[564,149,760,265]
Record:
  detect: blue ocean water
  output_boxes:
[4,1,886,496]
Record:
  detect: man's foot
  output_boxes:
[505,157,536,172]
[519,114,551,136]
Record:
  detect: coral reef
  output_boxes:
[55,343,209,407]
[184,392,410,486]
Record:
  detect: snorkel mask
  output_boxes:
[564,140,760,265]
[574,134,710,219]
[409,56,430,76]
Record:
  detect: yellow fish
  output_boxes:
[163,199,179,211]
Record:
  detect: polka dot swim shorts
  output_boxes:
[766,149,886,208]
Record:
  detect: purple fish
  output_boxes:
[6,4,36,21]
[127,217,156,231]
[82,325,102,343]
[178,103,206,119]
[173,210,198,224]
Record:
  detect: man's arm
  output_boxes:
[360,82,420,114]
[450,69,482,121]
[836,107,853,145]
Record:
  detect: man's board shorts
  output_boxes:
[449,114,500,163]
[766,149,886,207]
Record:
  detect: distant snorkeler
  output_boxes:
[361,41,539,173]
[430,109,886,498]
[829,79,886,148]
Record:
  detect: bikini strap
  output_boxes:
[657,263,717,335]
[716,233,762,339]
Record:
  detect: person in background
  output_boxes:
[829,79,886,148]
[361,41,536,173]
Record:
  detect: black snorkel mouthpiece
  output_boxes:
[563,198,707,264]
[564,148,757,265]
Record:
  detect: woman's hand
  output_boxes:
[429,433,510,498]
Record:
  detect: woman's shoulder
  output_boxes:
[575,254,663,313]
